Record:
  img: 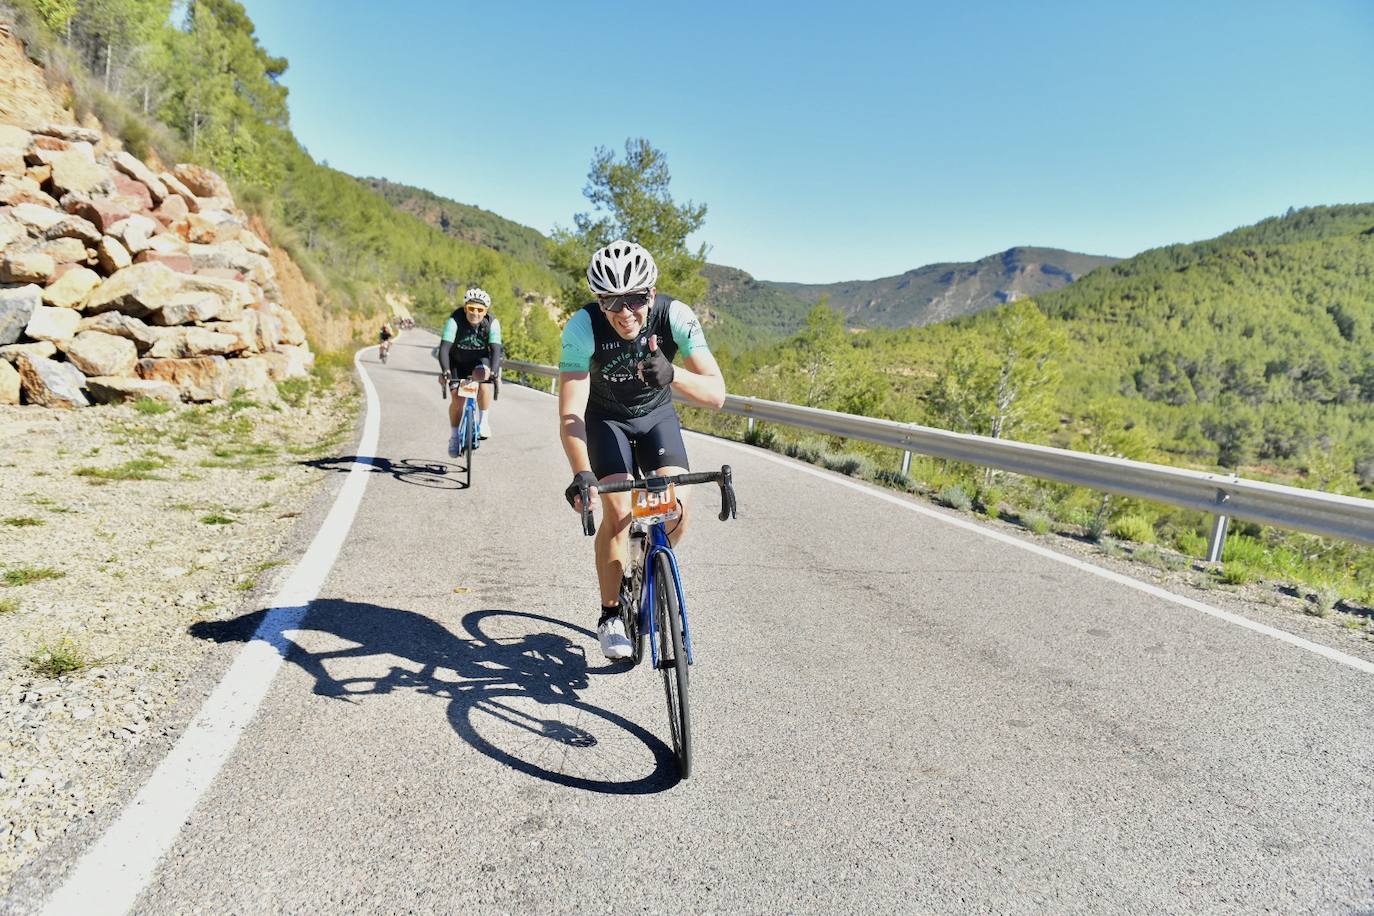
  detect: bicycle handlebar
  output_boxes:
[578,466,737,536]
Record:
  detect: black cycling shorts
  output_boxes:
[585,402,689,480]
[450,356,491,380]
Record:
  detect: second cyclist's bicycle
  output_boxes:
[443,375,493,488]
[574,467,737,778]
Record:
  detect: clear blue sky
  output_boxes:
[242,0,1373,284]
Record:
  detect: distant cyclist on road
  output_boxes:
[558,240,726,659]
[378,321,395,361]
[439,287,502,457]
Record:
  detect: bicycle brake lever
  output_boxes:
[580,483,597,536]
[718,465,737,521]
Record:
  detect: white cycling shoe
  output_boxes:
[598,614,632,660]
[479,414,491,440]
[447,430,462,458]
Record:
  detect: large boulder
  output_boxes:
[172,163,232,199]
[147,326,241,358]
[1,249,55,284]
[237,228,271,257]
[111,152,167,202]
[63,330,138,376]
[42,213,102,245]
[0,146,27,176]
[0,125,34,151]
[0,358,18,404]
[11,202,66,232]
[42,265,101,308]
[1,285,43,346]
[15,353,88,407]
[111,173,153,211]
[225,356,277,401]
[108,214,158,254]
[0,175,57,208]
[81,261,183,317]
[155,194,189,223]
[136,355,229,402]
[69,197,132,234]
[96,235,132,273]
[203,318,257,353]
[151,292,229,326]
[36,236,88,264]
[268,303,307,346]
[85,375,180,405]
[0,340,58,362]
[245,309,283,352]
[24,305,81,343]
[36,124,103,144]
[48,150,112,197]
[0,212,26,249]
[260,344,312,381]
[133,251,194,273]
[149,274,251,325]
[77,311,159,352]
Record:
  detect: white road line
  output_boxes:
[42,350,384,916]
[514,378,1372,676]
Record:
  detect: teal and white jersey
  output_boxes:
[442,313,501,355]
[559,294,710,419]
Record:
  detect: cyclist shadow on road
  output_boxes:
[299,456,470,490]
[191,600,678,794]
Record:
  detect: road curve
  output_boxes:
[34,330,1374,913]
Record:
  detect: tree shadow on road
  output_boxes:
[299,456,470,490]
[191,601,678,794]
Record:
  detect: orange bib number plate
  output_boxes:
[631,484,680,521]
[457,381,479,398]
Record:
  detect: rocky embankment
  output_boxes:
[0,122,312,408]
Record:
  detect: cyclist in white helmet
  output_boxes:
[558,240,726,659]
[439,287,502,456]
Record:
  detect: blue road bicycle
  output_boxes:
[443,376,496,488]
[575,467,737,778]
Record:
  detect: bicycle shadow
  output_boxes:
[190,600,678,794]
[299,456,471,490]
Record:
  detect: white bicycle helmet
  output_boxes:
[464,287,491,308]
[586,240,658,295]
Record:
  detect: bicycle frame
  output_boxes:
[449,381,480,448]
[637,521,695,669]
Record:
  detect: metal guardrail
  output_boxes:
[503,359,1374,555]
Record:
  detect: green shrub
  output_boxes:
[820,452,874,478]
[874,469,915,492]
[132,397,172,415]
[938,484,971,511]
[1222,535,1267,567]
[743,423,777,450]
[3,516,44,527]
[1109,514,1156,543]
[277,378,310,407]
[3,566,65,587]
[0,597,18,614]
[200,513,236,525]
[1219,562,1255,585]
[28,638,88,678]
[784,439,824,464]
[974,485,1004,519]
[1173,529,1208,558]
[1022,511,1053,535]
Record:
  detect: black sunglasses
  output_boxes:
[598,291,652,313]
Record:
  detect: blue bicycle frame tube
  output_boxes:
[640,521,695,668]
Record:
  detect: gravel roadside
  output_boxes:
[0,379,359,891]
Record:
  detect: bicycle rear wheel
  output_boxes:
[653,552,691,778]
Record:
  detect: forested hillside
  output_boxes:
[3,0,566,361]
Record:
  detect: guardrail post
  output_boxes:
[901,450,912,476]
[747,416,755,435]
[550,373,558,396]
[1206,486,1233,563]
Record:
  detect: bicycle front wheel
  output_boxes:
[463,412,474,488]
[653,552,691,778]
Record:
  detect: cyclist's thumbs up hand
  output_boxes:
[637,334,674,388]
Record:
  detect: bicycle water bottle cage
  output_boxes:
[630,482,681,527]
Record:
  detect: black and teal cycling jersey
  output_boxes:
[440,311,503,377]
[558,294,709,420]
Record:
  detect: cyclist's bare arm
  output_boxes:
[671,350,726,409]
[558,370,593,478]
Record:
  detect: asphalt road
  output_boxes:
[47,331,1374,913]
